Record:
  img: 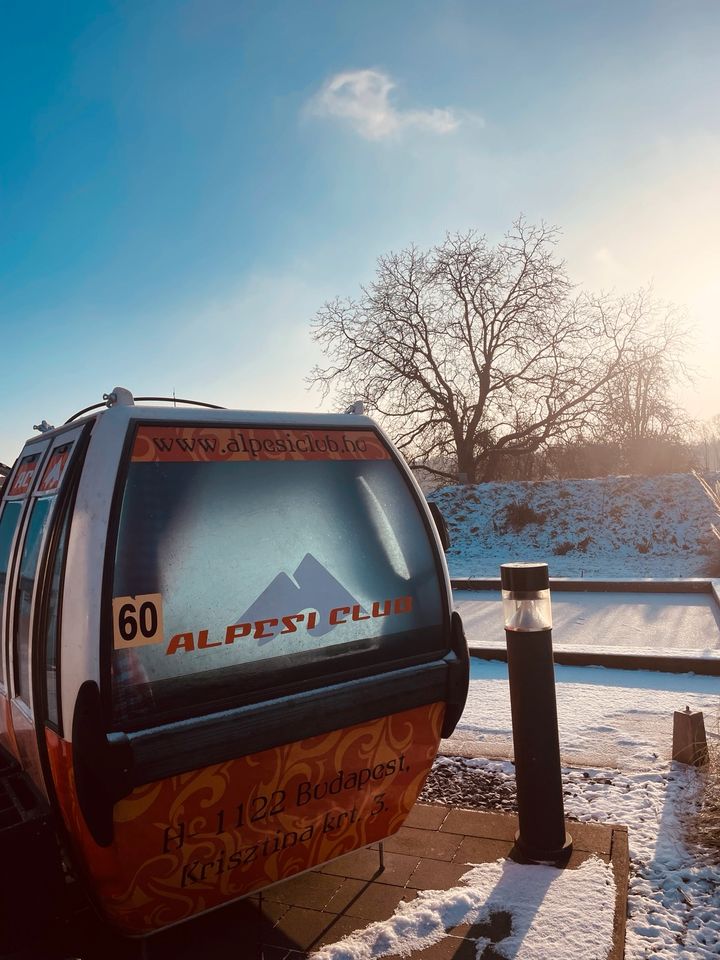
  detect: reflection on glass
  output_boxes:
[112,457,444,726]
[15,497,54,702]
[44,509,71,725]
[0,501,23,684]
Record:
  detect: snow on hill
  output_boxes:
[429,472,720,579]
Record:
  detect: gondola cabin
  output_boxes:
[0,389,468,937]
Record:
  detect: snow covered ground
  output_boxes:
[452,659,720,771]
[314,474,720,958]
[311,475,720,958]
[454,661,720,957]
[416,756,719,959]
[315,659,720,959]
[314,855,617,960]
[436,660,720,958]
[430,472,720,579]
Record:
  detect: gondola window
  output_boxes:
[14,496,54,703]
[43,509,72,726]
[0,501,23,686]
[110,426,445,728]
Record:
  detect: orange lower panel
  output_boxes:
[47,701,444,935]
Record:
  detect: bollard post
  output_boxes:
[672,707,709,766]
[501,562,573,864]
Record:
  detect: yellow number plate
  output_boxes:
[112,593,165,649]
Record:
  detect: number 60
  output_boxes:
[112,593,164,649]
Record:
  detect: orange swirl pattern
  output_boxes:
[46,702,444,935]
[131,426,390,463]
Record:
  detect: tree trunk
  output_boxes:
[456,445,478,485]
[480,450,503,482]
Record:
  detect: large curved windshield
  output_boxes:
[110,424,446,728]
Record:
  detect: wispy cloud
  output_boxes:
[307,69,463,140]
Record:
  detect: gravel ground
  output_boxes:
[419,755,518,812]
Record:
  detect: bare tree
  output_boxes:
[697,415,720,471]
[695,471,720,543]
[595,317,691,444]
[309,220,687,483]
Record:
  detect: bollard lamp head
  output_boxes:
[500,562,552,632]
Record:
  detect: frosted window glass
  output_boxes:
[111,454,444,726]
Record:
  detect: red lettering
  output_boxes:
[329,606,350,625]
[225,623,251,644]
[254,618,279,640]
[198,629,221,649]
[352,604,370,621]
[372,599,392,618]
[394,596,413,614]
[14,468,33,491]
[166,632,195,655]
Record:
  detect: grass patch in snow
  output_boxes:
[502,501,547,533]
[696,743,720,852]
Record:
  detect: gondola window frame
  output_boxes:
[0,500,24,690]
[100,417,453,735]
[1,445,48,695]
[13,495,56,706]
[40,505,73,730]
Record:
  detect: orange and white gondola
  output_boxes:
[0,388,468,938]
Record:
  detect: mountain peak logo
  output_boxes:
[236,553,363,643]
[163,554,414,656]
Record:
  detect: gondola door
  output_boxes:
[0,439,50,765]
[5,428,82,795]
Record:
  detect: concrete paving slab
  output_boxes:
[41,805,628,959]
[227,806,627,958]
[319,847,421,887]
[324,879,417,920]
[381,824,464,861]
[440,808,519,842]
[404,802,451,830]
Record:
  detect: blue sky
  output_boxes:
[1,0,719,463]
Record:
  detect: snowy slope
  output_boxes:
[430,472,720,579]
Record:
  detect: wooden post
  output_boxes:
[672,708,709,766]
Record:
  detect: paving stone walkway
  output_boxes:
[151,803,629,960]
